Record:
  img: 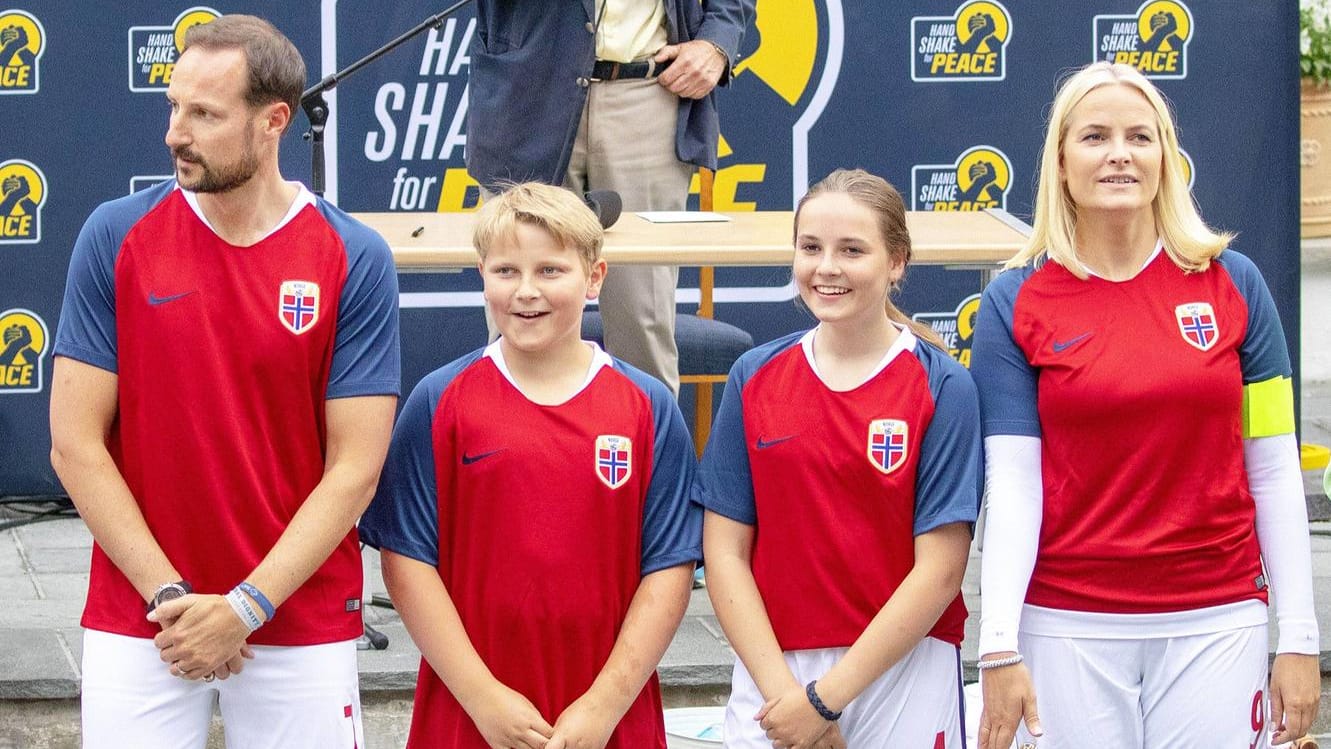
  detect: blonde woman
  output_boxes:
[970,62,1319,749]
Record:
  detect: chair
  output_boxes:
[680,169,756,454]
[584,168,754,456]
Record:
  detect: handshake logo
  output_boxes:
[0,159,45,244]
[912,294,982,369]
[911,146,1012,212]
[911,1,1011,82]
[1094,1,1192,79]
[0,9,43,94]
[128,7,220,92]
[0,309,48,394]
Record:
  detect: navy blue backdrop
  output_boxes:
[0,1,1301,494]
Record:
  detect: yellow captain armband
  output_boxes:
[1241,375,1295,438]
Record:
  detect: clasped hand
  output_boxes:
[471,683,621,749]
[755,684,846,749]
[149,594,254,681]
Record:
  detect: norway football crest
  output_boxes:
[867,419,909,475]
[595,435,632,489]
[1175,302,1218,351]
[279,280,320,335]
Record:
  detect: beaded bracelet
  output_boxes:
[805,680,842,721]
[976,653,1025,670]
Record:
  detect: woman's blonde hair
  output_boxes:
[795,169,946,348]
[1009,61,1231,277]
[473,182,603,270]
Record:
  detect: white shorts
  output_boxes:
[724,637,964,748]
[1013,624,1268,749]
[81,629,363,749]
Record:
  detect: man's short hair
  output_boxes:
[183,15,305,133]
[473,183,604,270]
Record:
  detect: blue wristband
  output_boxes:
[805,680,841,721]
[236,581,276,621]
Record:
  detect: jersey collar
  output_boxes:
[1074,237,1165,281]
[484,339,613,404]
[178,182,316,245]
[799,323,917,392]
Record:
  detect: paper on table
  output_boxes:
[635,211,730,223]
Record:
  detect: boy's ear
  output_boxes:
[585,258,608,300]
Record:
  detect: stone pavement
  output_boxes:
[1,243,1329,747]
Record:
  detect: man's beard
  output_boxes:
[171,140,260,194]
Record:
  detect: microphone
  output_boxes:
[583,190,622,229]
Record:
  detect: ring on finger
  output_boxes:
[202,673,215,683]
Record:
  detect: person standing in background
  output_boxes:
[466,0,753,394]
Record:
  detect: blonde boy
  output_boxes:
[360,183,700,749]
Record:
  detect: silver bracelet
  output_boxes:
[976,653,1024,670]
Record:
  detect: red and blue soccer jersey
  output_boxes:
[970,248,1293,614]
[358,343,701,749]
[54,181,400,645]
[698,328,982,651]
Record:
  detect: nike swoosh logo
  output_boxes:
[1051,332,1092,353]
[148,291,196,306]
[461,449,504,465]
[755,435,796,450]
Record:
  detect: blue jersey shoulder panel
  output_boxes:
[1213,249,1292,384]
[53,181,178,372]
[970,264,1041,438]
[912,341,983,535]
[359,348,486,566]
[316,200,402,399]
[697,329,806,525]
[611,357,703,575]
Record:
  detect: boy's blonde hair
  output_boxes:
[473,182,604,269]
[1010,62,1231,278]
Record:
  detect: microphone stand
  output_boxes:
[300,1,472,652]
[300,0,473,197]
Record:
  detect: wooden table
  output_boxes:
[357,209,1030,453]
[356,209,1030,272]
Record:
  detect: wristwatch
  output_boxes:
[146,580,193,613]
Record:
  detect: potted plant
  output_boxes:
[1302,0,1331,236]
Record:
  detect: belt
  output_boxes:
[589,58,672,81]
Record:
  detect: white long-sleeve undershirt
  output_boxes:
[977,432,1319,656]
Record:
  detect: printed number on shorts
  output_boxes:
[1249,689,1265,749]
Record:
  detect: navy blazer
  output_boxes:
[466,0,752,190]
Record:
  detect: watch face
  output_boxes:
[157,586,187,603]
[153,583,190,609]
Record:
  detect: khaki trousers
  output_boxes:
[565,76,691,395]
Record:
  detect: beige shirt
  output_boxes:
[595,0,668,62]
